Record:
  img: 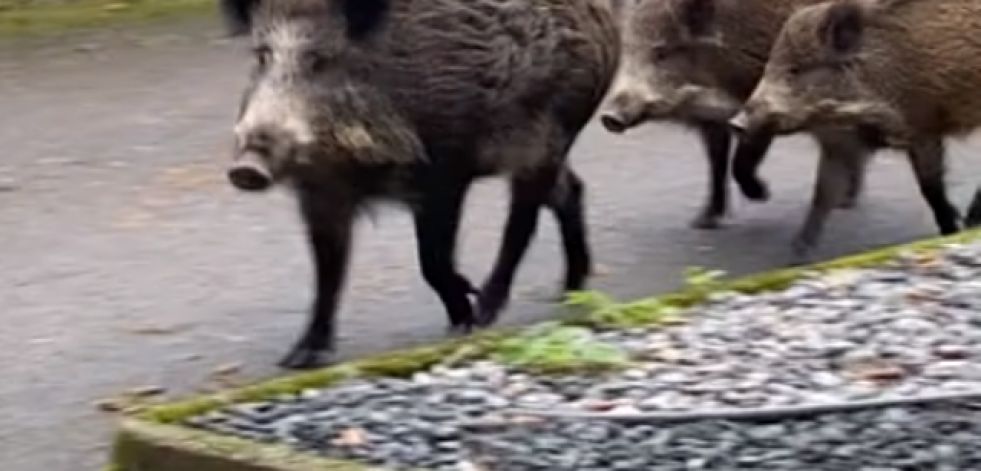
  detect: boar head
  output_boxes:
[222,0,423,192]
[730,1,907,145]
[600,0,742,133]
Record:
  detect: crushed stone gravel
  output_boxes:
[187,241,981,470]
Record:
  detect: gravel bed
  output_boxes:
[187,241,981,469]
[460,399,981,470]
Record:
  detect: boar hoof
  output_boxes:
[475,290,507,328]
[738,179,770,202]
[966,214,981,228]
[279,345,334,370]
[690,212,725,230]
[788,239,817,267]
[837,196,859,209]
[445,323,475,337]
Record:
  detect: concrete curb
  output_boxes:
[106,228,981,471]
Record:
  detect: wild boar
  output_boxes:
[599,0,870,232]
[730,0,967,254]
[219,0,621,369]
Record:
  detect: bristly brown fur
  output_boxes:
[224,0,622,369]
[238,0,620,181]
[738,0,970,256]
[627,0,834,103]
[768,0,981,140]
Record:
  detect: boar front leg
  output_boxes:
[907,139,961,235]
[280,188,355,369]
[790,141,856,265]
[691,122,733,229]
[546,166,592,294]
[730,130,775,203]
[413,179,480,335]
[837,149,871,209]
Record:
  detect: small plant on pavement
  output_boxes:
[489,322,630,373]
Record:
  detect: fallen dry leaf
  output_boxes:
[581,399,629,412]
[211,363,243,376]
[910,252,943,270]
[123,323,189,335]
[591,263,611,277]
[846,363,906,384]
[128,385,167,398]
[904,288,940,303]
[507,415,545,425]
[641,347,685,363]
[94,385,166,414]
[457,461,493,471]
[332,428,367,447]
[93,398,129,413]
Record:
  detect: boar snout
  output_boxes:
[599,95,666,133]
[729,96,782,137]
[728,100,766,136]
[599,95,647,133]
[728,110,751,137]
[228,150,274,192]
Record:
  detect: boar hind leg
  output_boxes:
[547,166,592,293]
[413,179,479,335]
[477,164,567,327]
[907,140,961,235]
[965,186,981,228]
[691,122,733,229]
[280,189,355,370]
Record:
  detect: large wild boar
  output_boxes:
[218,0,621,369]
[730,0,966,249]
[599,0,871,232]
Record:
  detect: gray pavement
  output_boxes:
[2,18,981,471]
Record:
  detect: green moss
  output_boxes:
[137,331,508,424]
[488,323,633,374]
[114,420,407,471]
[110,228,981,471]
[0,0,215,38]
[572,229,981,328]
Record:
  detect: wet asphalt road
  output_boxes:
[2,18,981,471]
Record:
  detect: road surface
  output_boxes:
[2,18,980,471]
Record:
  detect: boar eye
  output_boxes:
[302,51,329,73]
[651,46,672,61]
[253,46,272,67]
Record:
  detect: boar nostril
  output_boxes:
[228,165,272,192]
[228,152,273,192]
[600,114,628,133]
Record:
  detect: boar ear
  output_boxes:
[820,3,865,54]
[220,0,260,37]
[339,0,391,40]
[680,0,716,37]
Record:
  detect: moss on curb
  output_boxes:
[0,0,215,38]
[108,228,981,471]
